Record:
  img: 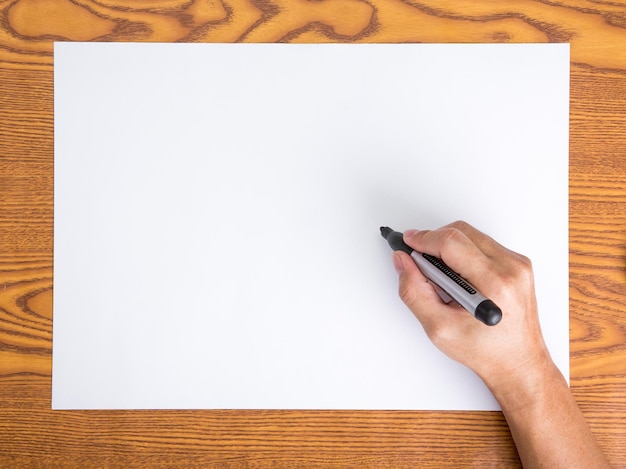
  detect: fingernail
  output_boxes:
[392,252,405,274]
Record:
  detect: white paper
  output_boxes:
[53,43,569,410]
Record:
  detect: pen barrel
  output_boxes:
[410,251,500,325]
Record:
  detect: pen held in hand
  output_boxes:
[380,226,502,326]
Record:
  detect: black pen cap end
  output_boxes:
[380,226,393,239]
[475,300,503,326]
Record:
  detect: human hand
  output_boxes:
[391,220,553,394]
[393,221,611,468]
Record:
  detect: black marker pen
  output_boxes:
[380,226,502,326]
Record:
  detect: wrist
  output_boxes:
[481,353,565,414]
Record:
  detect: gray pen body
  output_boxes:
[410,251,488,315]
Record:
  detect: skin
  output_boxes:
[392,220,610,469]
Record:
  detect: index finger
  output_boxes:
[416,221,512,260]
[403,222,493,284]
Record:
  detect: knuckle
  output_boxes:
[448,220,470,232]
[441,225,465,245]
[496,254,535,298]
[425,321,444,342]
[398,281,417,306]
[425,321,453,347]
[511,254,534,283]
[517,253,533,270]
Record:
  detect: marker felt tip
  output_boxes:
[380,226,502,326]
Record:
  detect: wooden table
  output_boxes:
[1,1,625,467]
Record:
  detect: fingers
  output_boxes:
[393,251,476,342]
[403,221,495,289]
[393,251,440,309]
[411,220,527,264]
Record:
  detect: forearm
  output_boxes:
[486,359,610,469]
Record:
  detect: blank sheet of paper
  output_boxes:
[53,43,569,410]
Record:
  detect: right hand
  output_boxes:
[391,220,553,394]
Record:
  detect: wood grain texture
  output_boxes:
[1,0,625,467]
